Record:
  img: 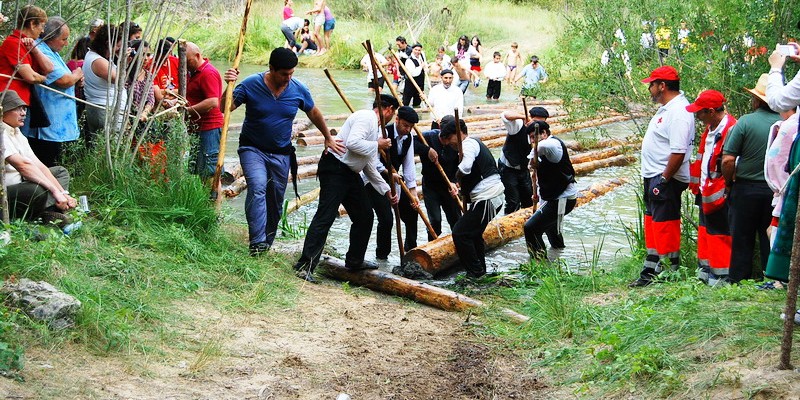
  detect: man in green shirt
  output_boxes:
[721,74,781,283]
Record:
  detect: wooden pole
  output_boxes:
[367,40,405,257]
[323,69,355,112]
[403,178,628,274]
[211,0,253,208]
[453,109,466,212]
[318,255,529,324]
[366,50,464,211]
[778,194,800,369]
[387,47,440,122]
[177,40,187,99]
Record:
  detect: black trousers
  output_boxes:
[452,199,494,277]
[728,180,773,283]
[368,184,418,258]
[486,79,501,99]
[296,154,374,271]
[524,198,577,258]
[499,161,533,214]
[402,74,425,107]
[27,137,68,168]
[422,183,462,240]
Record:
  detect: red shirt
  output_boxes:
[0,30,43,104]
[186,59,224,131]
[153,55,180,91]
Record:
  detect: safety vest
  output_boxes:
[690,115,737,214]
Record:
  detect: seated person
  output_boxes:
[2,90,77,225]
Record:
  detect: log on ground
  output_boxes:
[402,178,628,274]
[318,255,530,324]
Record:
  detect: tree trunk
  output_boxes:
[403,178,628,274]
[317,255,530,324]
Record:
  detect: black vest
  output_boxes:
[501,126,531,168]
[414,130,459,188]
[460,138,499,202]
[538,136,576,201]
[382,124,412,171]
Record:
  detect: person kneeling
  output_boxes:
[2,90,77,226]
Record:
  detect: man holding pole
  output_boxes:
[499,106,549,214]
[439,115,503,279]
[223,48,342,256]
[294,94,400,283]
[523,121,577,260]
[370,106,421,258]
[414,125,461,239]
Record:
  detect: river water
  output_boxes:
[217,62,643,276]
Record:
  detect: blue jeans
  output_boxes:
[195,128,221,178]
[239,146,290,246]
[457,79,469,93]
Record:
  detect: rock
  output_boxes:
[1,279,81,329]
[392,261,433,280]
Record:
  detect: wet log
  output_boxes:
[298,154,321,166]
[286,188,321,214]
[572,154,636,175]
[563,137,632,152]
[402,178,629,274]
[224,176,247,198]
[569,145,637,165]
[481,115,634,149]
[291,119,314,137]
[318,255,530,324]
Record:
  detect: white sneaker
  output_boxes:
[474,78,482,87]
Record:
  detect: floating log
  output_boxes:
[402,178,629,274]
[286,188,321,214]
[563,137,630,152]
[224,176,247,198]
[481,115,634,149]
[318,255,530,324]
[572,154,636,175]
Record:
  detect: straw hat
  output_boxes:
[745,73,769,104]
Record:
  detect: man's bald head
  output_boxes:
[186,42,203,71]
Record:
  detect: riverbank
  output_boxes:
[1,214,797,398]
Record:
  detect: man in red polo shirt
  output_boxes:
[184,42,224,179]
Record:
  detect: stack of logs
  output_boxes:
[223,101,643,199]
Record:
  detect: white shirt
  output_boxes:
[527,136,578,199]
[360,53,388,82]
[438,53,452,70]
[450,44,478,69]
[370,125,417,190]
[483,61,507,81]
[404,54,425,78]
[767,69,800,113]
[459,137,503,201]
[699,114,728,188]
[335,110,390,195]
[283,16,303,30]
[2,122,36,186]
[640,92,695,182]
[499,111,529,167]
[427,82,464,120]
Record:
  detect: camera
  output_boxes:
[777,44,798,56]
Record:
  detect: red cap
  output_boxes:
[685,90,726,113]
[641,65,680,83]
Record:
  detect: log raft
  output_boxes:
[402,178,629,274]
[318,255,530,324]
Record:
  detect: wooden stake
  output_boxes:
[779,190,800,369]
[211,0,253,209]
[387,47,440,122]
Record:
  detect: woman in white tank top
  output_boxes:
[81,24,127,146]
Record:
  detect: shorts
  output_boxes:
[368,77,385,89]
[508,65,517,71]
[314,14,324,26]
[324,18,335,31]
[470,65,482,72]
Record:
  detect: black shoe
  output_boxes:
[345,260,379,271]
[628,277,653,288]
[376,255,388,261]
[295,267,318,283]
[249,242,270,257]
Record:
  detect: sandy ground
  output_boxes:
[0,278,548,400]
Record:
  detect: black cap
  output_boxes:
[397,106,419,123]
[412,43,422,49]
[373,94,400,110]
[529,107,549,118]
[525,120,550,135]
[439,115,467,138]
[440,69,453,76]
[269,47,298,71]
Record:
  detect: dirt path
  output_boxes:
[1,280,547,399]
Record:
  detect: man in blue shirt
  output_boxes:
[21,17,82,167]
[224,48,343,256]
[515,55,548,97]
